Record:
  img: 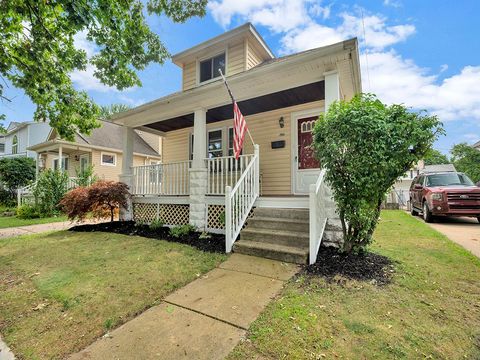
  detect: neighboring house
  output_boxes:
[0,134,5,156]
[111,23,362,264]
[28,120,161,183]
[0,121,51,159]
[421,164,457,174]
[472,140,480,150]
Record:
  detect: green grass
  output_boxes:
[0,214,67,229]
[0,231,226,359]
[229,211,480,360]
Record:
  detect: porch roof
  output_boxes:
[111,38,361,132]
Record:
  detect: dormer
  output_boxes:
[172,23,275,91]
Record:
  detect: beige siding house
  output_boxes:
[29,120,161,183]
[112,23,362,264]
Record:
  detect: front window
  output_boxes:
[199,53,225,83]
[53,157,69,171]
[426,173,474,187]
[208,130,223,158]
[0,143,4,153]
[101,152,116,166]
[12,135,18,154]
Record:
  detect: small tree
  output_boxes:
[33,169,69,216]
[61,181,129,222]
[74,165,98,187]
[0,157,35,199]
[423,148,450,165]
[451,143,480,182]
[313,94,443,254]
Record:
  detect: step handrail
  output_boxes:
[309,168,328,264]
[225,144,260,252]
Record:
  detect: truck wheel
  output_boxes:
[411,204,418,216]
[477,217,480,224]
[423,202,434,223]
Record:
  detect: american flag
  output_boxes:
[233,101,247,159]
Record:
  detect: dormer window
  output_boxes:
[199,52,225,83]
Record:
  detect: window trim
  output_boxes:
[100,152,117,167]
[52,155,69,171]
[207,128,224,159]
[12,135,18,154]
[196,48,228,85]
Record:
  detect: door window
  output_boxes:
[297,117,320,170]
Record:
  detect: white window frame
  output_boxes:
[79,154,89,172]
[207,128,224,159]
[12,135,18,154]
[52,155,69,171]
[196,48,228,85]
[101,152,117,166]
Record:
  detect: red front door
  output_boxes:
[297,117,320,169]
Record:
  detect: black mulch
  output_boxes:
[69,221,225,253]
[303,247,395,286]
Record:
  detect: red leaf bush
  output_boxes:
[60,181,130,222]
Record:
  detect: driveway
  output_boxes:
[427,217,480,258]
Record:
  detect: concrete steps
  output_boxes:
[234,207,310,264]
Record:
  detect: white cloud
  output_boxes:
[208,0,330,32]
[383,0,402,8]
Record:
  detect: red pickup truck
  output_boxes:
[410,172,480,223]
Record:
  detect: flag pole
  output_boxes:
[218,69,255,147]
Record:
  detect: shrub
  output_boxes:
[169,224,196,238]
[149,219,164,231]
[0,157,35,199]
[313,94,444,254]
[17,204,40,219]
[74,165,98,187]
[60,181,130,222]
[33,169,69,216]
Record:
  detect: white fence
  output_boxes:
[206,154,254,195]
[131,161,191,196]
[225,145,259,252]
[309,169,328,265]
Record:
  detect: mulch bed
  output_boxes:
[303,247,395,286]
[69,221,225,253]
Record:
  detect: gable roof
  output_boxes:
[172,22,274,66]
[44,120,160,156]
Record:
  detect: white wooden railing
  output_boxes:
[206,154,254,195]
[309,169,328,264]
[225,145,260,252]
[131,160,191,195]
[17,177,79,206]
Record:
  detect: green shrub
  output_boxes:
[74,165,98,187]
[169,224,196,238]
[0,157,35,198]
[33,169,68,216]
[149,219,164,231]
[17,204,41,219]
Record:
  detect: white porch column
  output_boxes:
[35,153,40,177]
[324,70,340,111]
[189,108,208,230]
[119,126,134,221]
[58,145,63,172]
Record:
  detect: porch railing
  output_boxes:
[225,145,260,252]
[206,154,254,195]
[131,160,191,195]
[309,169,328,265]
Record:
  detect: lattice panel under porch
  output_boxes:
[207,204,225,230]
[133,203,189,225]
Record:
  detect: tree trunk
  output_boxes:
[110,207,114,222]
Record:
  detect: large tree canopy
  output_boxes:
[0,0,207,140]
[313,94,443,253]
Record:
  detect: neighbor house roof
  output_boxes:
[29,120,160,157]
[421,164,457,173]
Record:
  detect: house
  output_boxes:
[28,120,161,183]
[421,164,457,173]
[0,121,51,159]
[0,134,5,156]
[111,23,362,264]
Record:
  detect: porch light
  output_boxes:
[279,116,285,128]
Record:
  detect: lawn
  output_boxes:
[229,211,480,360]
[0,214,67,229]
[0,231,226,359]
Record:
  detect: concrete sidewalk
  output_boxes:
[70,254,299,360]
[0,220,76,239]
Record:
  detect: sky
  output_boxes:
[1,0,479,154]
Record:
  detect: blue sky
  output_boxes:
[2,0,479,154]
